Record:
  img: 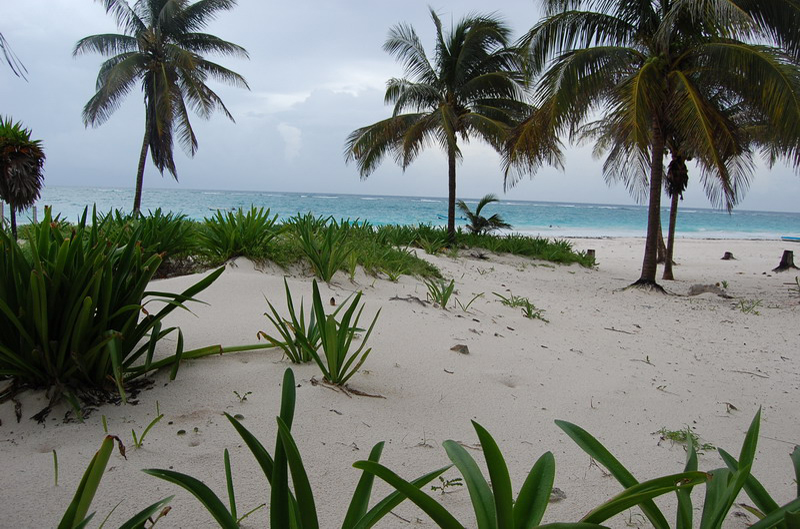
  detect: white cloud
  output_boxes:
[277,123,302,162]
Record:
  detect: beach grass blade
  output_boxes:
[442,439,496,529]
[676,434,699,529]
[514,451,557,528]
[142,468,238,529]
[555,419,671,529]
[425,278,455,309]
[581,472,708,525]
[353,460,462,528]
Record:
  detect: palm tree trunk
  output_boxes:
[133,123,149,215]
[446,146,457,245]
[633,118,666,289]
[662,191,680,280]
[10,208,17,240]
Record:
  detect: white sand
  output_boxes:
[1,238,798,528]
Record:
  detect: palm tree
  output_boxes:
[505,0,800,288]
[457,194,511,235]
[0,117,45,239]
[74,0,249,214]
[0,32,27,79]
[345,8,531,244]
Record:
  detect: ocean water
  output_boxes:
[9,186,800,239]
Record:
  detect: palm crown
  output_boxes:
[74,0,249,213]
[345,8,531,242]
[505,0,800,286]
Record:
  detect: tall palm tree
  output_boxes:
[505,0,800,288]
[344,8,531,243]
[0,117,45,239]
[74,0,249,214]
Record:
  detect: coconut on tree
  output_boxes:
[0,117,45,239]
[345,8,532,244]
[74,0,249,214]
[505,0,800,289]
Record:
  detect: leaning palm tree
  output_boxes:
[457,194,511,235]
[0,117,45,239]
[74,0,249,214]
[506,0,800,289]
[345,8,531,244]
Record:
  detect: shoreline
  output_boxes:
[1,237,798,527]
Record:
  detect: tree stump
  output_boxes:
[721,252,735,260]
[773,250,799,272]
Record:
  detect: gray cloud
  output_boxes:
[1,0,797,212]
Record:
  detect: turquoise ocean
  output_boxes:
[14,186,800,239]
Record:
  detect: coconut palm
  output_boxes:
[457,193,511,235]
[0,117,45,239]
[345,8,532,244]
[505,0,800,288]
[74,0,249,214]
[0,32,27,79]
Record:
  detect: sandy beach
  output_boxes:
[1,237,798,528]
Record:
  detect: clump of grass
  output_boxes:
[132,402,164,449]
[291,214,354,283]
[425,278,456,309]
[200,206,281,262]
[493,291,548,321]
[656,427,716,453]
[737,298,762,315]
[455,292,484,312]
[258,278,322,363]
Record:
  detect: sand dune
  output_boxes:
[1,238,798,528]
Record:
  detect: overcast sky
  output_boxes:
[1,0,798,212]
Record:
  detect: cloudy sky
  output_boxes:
[1,0,798,212]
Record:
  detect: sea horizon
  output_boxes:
[7,185,799,240]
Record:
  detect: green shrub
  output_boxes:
[425,278,456,309]
[0,208,223,406]
[291,214,354,283]
[200,206,281,262]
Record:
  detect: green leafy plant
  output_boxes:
[132,402,164,449]
[456,292,484,313]
[425,278,456,309]
[357,418,707,528]
[430,476,464,494]
[233,390,252,403]
[304,280,380,385]
[259,278,321,363]
[0,207,226,409]
[493,291,548,321]
[738,299,763,315]
[720,280,729,289]
[457,194,511,235]
[520,299,548,322]
[657,427,715,453]
[556,409,800,528]
[200,206,281,262]
[291,214,353,283]
[59,435,172,529]
[145,368,445,528]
